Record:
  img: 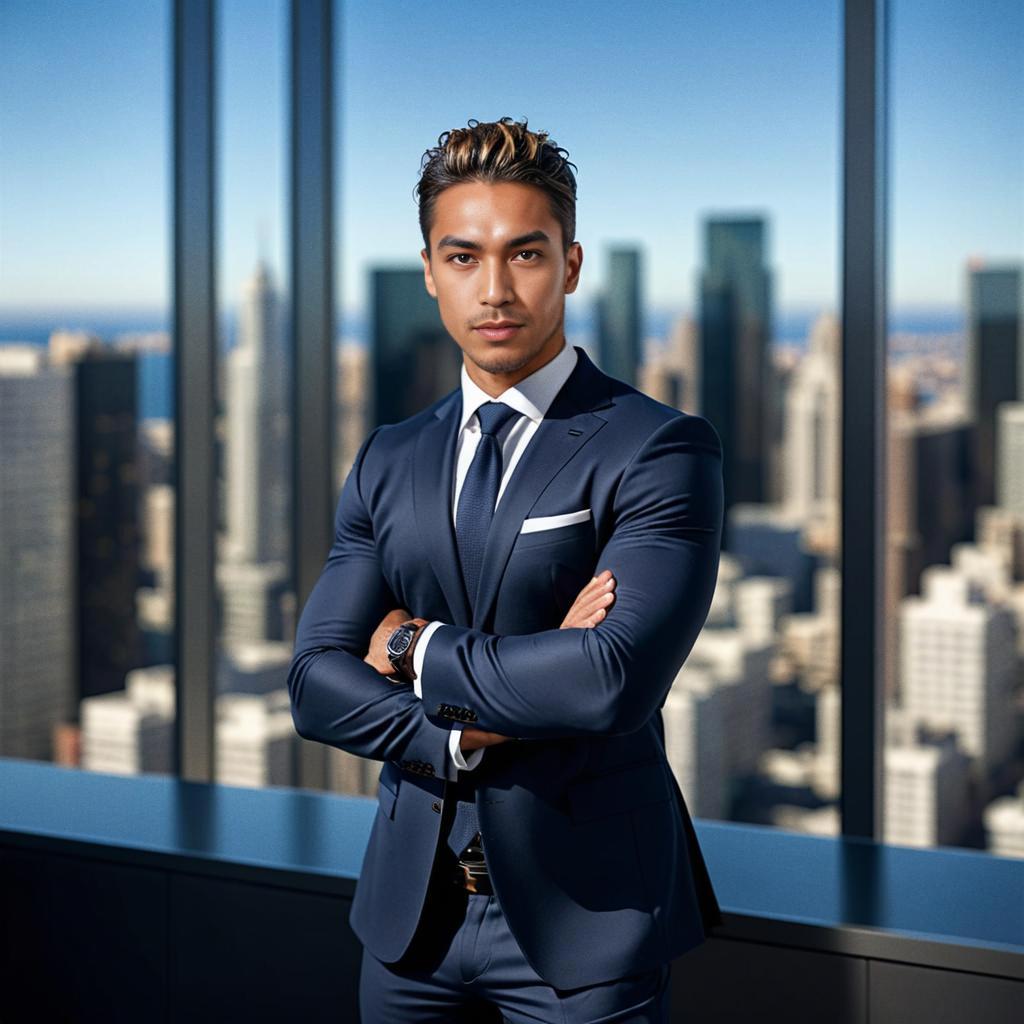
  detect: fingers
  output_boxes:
[561,570,616,628]
[576,571,616,615]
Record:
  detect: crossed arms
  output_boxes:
[286,412,723,765]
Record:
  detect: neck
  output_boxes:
[465,332,566,398]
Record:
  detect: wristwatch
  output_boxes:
[386,620,423,683]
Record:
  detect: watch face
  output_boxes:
[388,630,412,657]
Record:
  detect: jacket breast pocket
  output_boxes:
[565,759,673,824]
[514,507,594,552]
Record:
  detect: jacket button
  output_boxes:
[431,801,441,813]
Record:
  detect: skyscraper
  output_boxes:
[965,263,1023,510]
[783,311,840,530]
[73,348,142,700]
[372,267,459,426]
[996,402,1024,522]
[698,216,774,540]
[899,567,1018,788]
[0,346,76,760]
[224,262,289,567]
[596,246,642,386]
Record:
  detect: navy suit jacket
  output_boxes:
[287,344,725,990]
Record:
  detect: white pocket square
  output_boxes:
[519,507,592,534]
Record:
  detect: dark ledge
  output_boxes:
[2,758,1021,982]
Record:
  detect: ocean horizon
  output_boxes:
[0,305,967,421]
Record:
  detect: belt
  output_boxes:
[451,831,493,895]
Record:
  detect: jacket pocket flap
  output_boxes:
[566,759,672,824]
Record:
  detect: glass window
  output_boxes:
[331,0,843,823]
[214,0,295,789]
[885,0,1024,855]
[0,0,173,774]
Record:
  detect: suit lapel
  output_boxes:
[412,390,472,626]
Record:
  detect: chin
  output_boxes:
[468,338,538,375]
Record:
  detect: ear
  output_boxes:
[421,248,437,298]
[564,241,583,295]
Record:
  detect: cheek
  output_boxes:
[527,273,563,310]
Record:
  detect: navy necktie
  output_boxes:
[447,399,521,857]
[454,401,521,609]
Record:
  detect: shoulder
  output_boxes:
[601,376,722,459]
[359,388,458,460]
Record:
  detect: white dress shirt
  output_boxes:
[411,339,580,780]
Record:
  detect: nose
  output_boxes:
[478,258,515,307]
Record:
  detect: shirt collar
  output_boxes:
[458,340,579,433]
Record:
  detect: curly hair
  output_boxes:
[415,116,579,257]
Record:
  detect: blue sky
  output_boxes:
[0,0,1021,323]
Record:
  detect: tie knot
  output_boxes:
[475,401,519,438]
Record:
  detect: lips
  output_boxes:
[474,322,523,340]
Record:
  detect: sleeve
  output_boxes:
[285,426,456,776]
[414,620,486,779]
[417,413,724,739]
[411,620,444,699]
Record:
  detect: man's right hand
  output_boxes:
[459,569,617,752]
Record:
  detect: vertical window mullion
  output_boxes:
[840,0,889,839]
[172,0,218,781]
[289,0,335,792]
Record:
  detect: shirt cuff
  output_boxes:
[448,726,485,777]
[411,620,444,699]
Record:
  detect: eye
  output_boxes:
[515,249,542,261]
[448,253,475,265]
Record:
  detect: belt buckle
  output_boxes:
[458,860,482,894]
[455,844,489,894]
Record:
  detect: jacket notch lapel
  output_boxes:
[412,392,472,627]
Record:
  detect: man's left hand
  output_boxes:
[364,609,429,678]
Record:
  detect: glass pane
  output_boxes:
[885,0,1024,855]
[0,0,173,774]
[329,0,843,824]
[213,0,295,789]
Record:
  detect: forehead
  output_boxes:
[430,180,555,243]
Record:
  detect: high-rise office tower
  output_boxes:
[883,720,972,849]
[372,267,459,426]
[0,346,76,760]
[996,402,1024,521]
[892,408,974,594]
[224,262,289,566]
[596,247,642,386]
[61,345,142,701]
[664,624,774,820]
[899,566,1018,786]
[965,263,1022,510]
[637,314,699,413]
[80,665,175,776]
[783,311,840,529]
[975,505,1024,588]
[698,216,774,540]
[216,689,296,789]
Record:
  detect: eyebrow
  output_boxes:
[436,230,552,251]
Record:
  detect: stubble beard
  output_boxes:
[465,316,563,377]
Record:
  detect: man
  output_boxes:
[287,116,724,1023]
